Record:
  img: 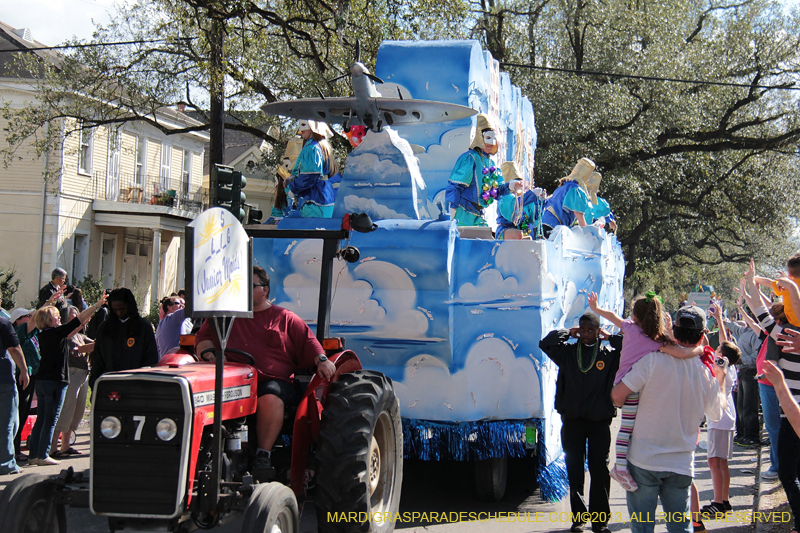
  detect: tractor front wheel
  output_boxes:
[0,473,67,533]
[241,482,299,533]
[315,370,403,533]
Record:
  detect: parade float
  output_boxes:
[256,40,626,501]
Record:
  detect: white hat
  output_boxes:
[10,307,35,324]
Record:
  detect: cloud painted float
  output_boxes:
[254,40,625,500]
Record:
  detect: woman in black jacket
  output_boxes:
[28,292,106,466]
[89,288,158,390]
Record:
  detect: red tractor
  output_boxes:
[0,217,403,533]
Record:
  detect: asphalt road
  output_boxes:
[1,417,765,533]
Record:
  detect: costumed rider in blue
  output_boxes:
[541,158,595,238]
[495,161,547,240]
[586,172,617,233]
[446,114,522,226]
[286,119,336,218]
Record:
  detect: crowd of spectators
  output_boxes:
[0,269,184,475]
[540,252,800,533]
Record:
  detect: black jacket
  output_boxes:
[89,315,158,389]
[539,329,622,421]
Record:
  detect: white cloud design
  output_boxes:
[342,195,412,220]
[394,337,542,420]
[276,239,428,338]
[457,269,518,302]
[414,126,472,173]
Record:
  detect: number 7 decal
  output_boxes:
[132,415,146,441]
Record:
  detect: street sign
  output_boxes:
[185,207,253,318]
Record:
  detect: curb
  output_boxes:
[754,435,785,533]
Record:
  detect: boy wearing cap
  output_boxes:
[446,114,522,227]
[540,312,622,533]
[611,306,726,533]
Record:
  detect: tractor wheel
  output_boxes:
[315,371,402,533]
[474,457,508,501]
[0,473,67,533]
[240,482,299,533]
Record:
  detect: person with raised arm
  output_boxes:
[588,291,702,493]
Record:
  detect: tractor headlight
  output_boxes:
[156,418,178,441]
[100,416,122,439]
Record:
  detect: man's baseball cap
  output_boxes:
[675,306,706,330]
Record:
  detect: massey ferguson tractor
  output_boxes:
[0,213,403,533]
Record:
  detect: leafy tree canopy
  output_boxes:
[473,0,800,294]
[4,0,800,301]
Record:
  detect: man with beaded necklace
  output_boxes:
[540,311,622,533]
[445,114,522,226]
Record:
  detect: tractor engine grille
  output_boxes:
[91,375,191,518]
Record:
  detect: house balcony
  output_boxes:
[92,170,207,214]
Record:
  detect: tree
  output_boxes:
[0,266,21,310]
[1,0,468,174]
[472,0,800,294]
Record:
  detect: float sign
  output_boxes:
[184,207,253,318]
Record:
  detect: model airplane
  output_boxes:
[260,60,477,132]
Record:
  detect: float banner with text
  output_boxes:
[185,207,253,318]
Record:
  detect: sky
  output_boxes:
[0,0,117,46]
[1,0,799,47]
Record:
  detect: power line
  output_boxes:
[3,38,194,53]
[500,61,800,91]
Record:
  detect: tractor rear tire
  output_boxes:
[315,370,402,533]
[241,482,299,533]
[0,473,67,533]
[474,456,508,501]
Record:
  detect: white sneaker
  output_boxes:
[762,469,779,481]
[27,457,40,466]
[37,456,61,466]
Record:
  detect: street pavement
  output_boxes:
[0,416,788,532]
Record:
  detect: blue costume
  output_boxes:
[289,139,335,218]
[589,197,615,225]
[541,181,592,231]
[496,190,545,240]
[446,149,512,226]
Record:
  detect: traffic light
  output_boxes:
[247,206,263,225]
[212,164,247,222]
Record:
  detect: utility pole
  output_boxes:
[208,15,225,207]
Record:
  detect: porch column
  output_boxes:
[150,229,162,308]
[177,233,186,290]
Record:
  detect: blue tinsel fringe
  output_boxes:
[401,418,529,461]
[401,417,569,502]
[534,418,569,502]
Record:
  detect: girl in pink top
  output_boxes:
[588,291,701,492]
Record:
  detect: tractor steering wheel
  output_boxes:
[200,346,256,367]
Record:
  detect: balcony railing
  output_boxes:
[93,171,206,214]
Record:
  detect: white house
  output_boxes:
[0,22,209,310]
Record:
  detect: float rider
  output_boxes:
[446,114,522,226]
[586,172,617,232]
[495,161,547,240]
[286,120,336,218]
[540,158,595,238]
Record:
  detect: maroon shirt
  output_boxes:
[195,305,322,382]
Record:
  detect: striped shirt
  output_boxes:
[755,306,800,415]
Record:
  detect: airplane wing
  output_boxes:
[260,98,357,124]
[374,98,477,127]
[261,97,476,129]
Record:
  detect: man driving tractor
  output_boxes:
[195,266,336,480]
